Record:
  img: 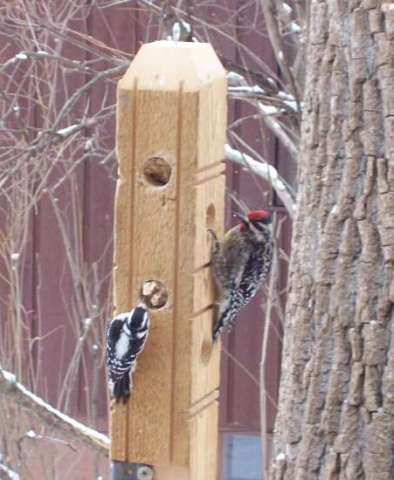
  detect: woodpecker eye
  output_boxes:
[260,216,272,225]
[248,218,270,233]
[252,216,272,228]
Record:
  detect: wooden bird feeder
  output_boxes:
[111,41,227,480]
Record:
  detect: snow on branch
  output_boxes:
[226,71,300,161]
[54,117,97,139]
[225,144,296,217]
[259,106,299,160]
[0,457,20,480]
[0,367,110,456]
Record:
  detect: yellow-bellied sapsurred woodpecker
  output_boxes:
[209,209,273,340]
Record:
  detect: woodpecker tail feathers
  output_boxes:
[112,374,132,404]
[212,293,239,341]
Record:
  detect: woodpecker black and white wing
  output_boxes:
[209,211,273,340]
[106,307,150,403]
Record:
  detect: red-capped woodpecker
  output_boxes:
[208,209,273,340]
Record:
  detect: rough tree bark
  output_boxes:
[271,1,394,479]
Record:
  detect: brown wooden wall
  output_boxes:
[0,1,293,442]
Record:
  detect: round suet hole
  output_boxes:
[206,203,216,228]
[143,156,171,187]
[140,279,169,310]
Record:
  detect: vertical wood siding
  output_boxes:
[0,1,292,437]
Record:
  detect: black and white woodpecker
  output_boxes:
[208,209,273,340]
[106,280,161,403]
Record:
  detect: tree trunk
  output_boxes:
[271,1,394,479]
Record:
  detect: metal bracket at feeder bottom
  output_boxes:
[112,461,154,480]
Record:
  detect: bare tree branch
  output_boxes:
[259,105,299,160]
[226,69,300,161]
[0,459,20,480]
[260,0,302,108]
[225,145,296,217]
[0,367,110,456]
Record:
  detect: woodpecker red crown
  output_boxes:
[248,209,271,221]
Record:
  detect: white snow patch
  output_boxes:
[0,463,20,480]
[382,3,394,12]
[284,99,300,112]
[37,50,48,55]
[290,21,301,33]
[56,124,79,137]
[84,138,94,151]
[84,318,92,328]
[282,3,292,14]
[25,430,37,438]
[13,105,20,113]
[227,71,247,87]
[276,452,286,461]
[2,370,16,384]
[278,90,296,101]
[229,85,265,95]
[331,204,338,215]
[260,104,280,115]
[226,144,276,180]
[15,52,28,60]
[225,144,296,217]
[278,51,284,61]
[11,253,20,261]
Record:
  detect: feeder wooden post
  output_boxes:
[110,41,227,480]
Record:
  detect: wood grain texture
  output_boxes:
[111,41,226,479]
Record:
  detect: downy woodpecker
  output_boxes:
[106,281,160,403]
